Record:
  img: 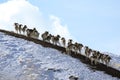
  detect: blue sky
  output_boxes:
[0,0,120,55]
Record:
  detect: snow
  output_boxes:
[0,32,120,80]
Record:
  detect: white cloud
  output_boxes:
[49,15,72,39]
[0,0,45,32]
[0,0,72,40]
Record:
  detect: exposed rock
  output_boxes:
[69,75,78,80]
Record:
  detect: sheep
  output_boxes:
[26,28,34,37]
[77,43,83,54]
[68,39,73,46]
[18,24,23,34]
[41,31,49,41]
[14,23,19,33]
[74,42,83,54]
[22,25,27,34]
[32,28,39,39]
[90,51,98,65]
[73,42,79,54]
[84,46,89,57]
[45,34,53,43]
[66,44,75,55]
[26,28,39,39]
[51,35,60,45]
[87,48,92,58]
[104,54,111,65]
[61,37,66,47]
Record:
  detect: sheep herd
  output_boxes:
[14,22,111,66]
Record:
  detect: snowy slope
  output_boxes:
[0,32,120,80]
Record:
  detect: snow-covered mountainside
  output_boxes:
[0,32,120,80]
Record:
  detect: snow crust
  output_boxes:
[0,32,119,80]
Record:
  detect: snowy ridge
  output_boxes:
[0,31,120,80]
[0,29,120,75]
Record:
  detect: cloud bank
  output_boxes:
[0,0,72,40]
[49,15,72,39]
